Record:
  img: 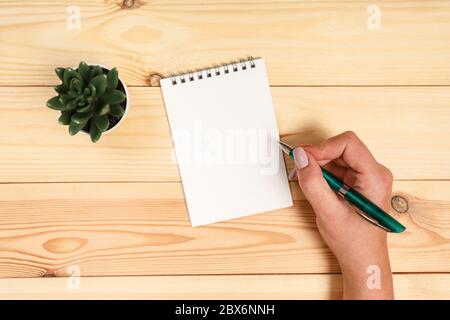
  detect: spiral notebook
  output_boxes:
[161,58,292,226]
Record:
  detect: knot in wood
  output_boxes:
[148,73,163,87]
[122,0,135,9]
[391,195,409,213]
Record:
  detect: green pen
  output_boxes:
[279,141,406,233]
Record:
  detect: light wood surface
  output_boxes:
[1,87,449,182]
[0,181,448,278]
[0,0,449,299]
[1,274,449,300]
[1,1,450,86]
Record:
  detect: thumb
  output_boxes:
[293,147,339,214]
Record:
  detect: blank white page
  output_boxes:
[161,58,292,226]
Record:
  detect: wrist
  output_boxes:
[337,233,390,273]
[339,250,394,300]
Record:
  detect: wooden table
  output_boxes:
[0,0,449,299]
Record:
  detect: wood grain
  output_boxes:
[1,1,450,85]
[1,274,449,300]
[1,0,449,299]
[1,86,449,183]
[0,181,448,278]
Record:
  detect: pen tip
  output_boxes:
[279,141,293,154]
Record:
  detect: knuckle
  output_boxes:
[342,130,357,140]
[380,166,394,186]
[341,130,365,148]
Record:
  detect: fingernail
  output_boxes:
[294,147,309,169]
[288,168,297,181]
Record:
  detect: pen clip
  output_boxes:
[351,205,391,232]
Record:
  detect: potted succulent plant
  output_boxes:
[46,62,129,142]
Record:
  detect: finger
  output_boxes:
[323,162,347,180]
[342,170,358,187]
[288,168,298,181]
[304,131,378,173]
[293,147,344,214]
[320,157,350,168]
[352,166,394,209]
[323,162,360,187]
[334,157,350,168]
[317,159,331,166]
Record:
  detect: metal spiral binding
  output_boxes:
[170,57,256,86]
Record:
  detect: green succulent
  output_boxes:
[47,62,126,143]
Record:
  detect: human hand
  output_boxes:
[290,131,394,299]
